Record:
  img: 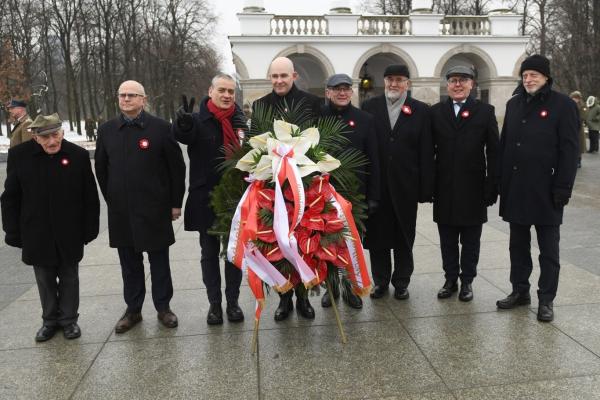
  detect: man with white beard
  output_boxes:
[361,65,435,301]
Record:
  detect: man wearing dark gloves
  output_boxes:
[362,64,435,301]
[1,113,100,342]
[430,66,499,302]
[320,73,380,309]
[95,80,186,333]
[173,73,247,325]
[253,56,322,321]
[496,55,579,322]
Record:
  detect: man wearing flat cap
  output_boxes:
[319,73,381,309]
[1,113,100,342]
[361,64,435,300]
[430,65,499,302]
[95,80,186,333]
[496,54,579,322]
[6,99,33,148]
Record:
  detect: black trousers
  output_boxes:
[117,247,173,313]
[33,262,79,327]
[199,231,242,304]
[509,223,560,304]
[369,225,415,288]
[589,130,599,152]
[437,224,482,284]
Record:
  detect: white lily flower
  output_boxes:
[253,155,273,181]
[317,154,341,172]
[249,132,271,151]
[235,148,263,172]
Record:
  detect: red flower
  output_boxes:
[257,189,275,211]
[540,109,548,118]
[297,231,321,255]
[300,214,325,231]
[316,243,337,262]
[283,184,295,202]
[138,138,150,150]
[257,222,276,243]
[401,105,412,115]
[263,244,283,262]
[324,218,345,234]
[461,110,470,118]
[333,244,351,268]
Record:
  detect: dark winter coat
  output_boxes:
[252,84,322,125]
[1,140,100,266]
[361,95,434,249]
[320,102,381,202]
[431,97,499,225]
[95,112,186,251]
[499,83,579,226]
[172,97,247,232]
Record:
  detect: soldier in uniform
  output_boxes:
[496,55,579,322]
[319,73,381,309]
[430,66,499,302]
[6,99,33,148]
[1,113,99,341]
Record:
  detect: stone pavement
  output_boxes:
[1,152,600,400]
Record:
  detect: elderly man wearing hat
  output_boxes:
[319,73,381,309]
[569,91,587,167]
[6,99,33,148]
[1,113,100,342]
[361,64,434,300]
[430,65,499,302]
[496,54,579,322]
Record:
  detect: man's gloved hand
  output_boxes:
[553,192,570,209]
[368,200,379,216]
[176,95,195,131]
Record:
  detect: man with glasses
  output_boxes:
[252,56,323,321]
[431,66,499,302]
[361,65,434,300]
[496,55,579,322]
[95,80,186,333]
[319,73,380,309]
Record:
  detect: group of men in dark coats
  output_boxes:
[0,53,579,341]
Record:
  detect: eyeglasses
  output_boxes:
[447,77,471,85]
[118,93,145,99]
[329,86,353,93]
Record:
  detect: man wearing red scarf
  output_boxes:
[173,74,248,325]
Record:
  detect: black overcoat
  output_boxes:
[499,83,579,226]
[172,97,247,232]
[1,140,100,266]
[95,112,186,251]
[431,97,499,225]
[320,103,381,202]
[252,84,322,124]
[361,95,434,249]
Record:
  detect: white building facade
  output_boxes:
[230,0,528,119]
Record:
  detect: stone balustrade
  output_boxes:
[270,16,328,35]
[440,16,491,35]
[357,16,411,35]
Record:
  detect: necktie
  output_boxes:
[454,102,463,117]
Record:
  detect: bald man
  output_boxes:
[251,57,323,321]
[95,80,186,333]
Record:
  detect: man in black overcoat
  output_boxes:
[1,113,100,342]
[173,73,248,325]
[95,80,186,333]
[361,64,435,300]
[431,65,499,302]
[496,55,579,322]
[319,73,380,309]
[252,56,323,321]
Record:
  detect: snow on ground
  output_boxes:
[0,122,94,153]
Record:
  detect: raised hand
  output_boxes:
[176,94,196,131]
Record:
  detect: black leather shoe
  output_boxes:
[343,291,363,309]
[369,285,388,299]
[157,309,178,328]
[274,294,293,321]
[114,312,143,334]
[496,291,531,309]
[321,289,340,308]
[437,280,458,299]
[537,303,554,322]
[296,297,315,319]
[63,323,81,339]
[458,283,473,302]
[226,301,244,322]
[394,286,410,300]
[207,303,223,325]
[35,325,58,342]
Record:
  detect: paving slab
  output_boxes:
[258,320,447,399]
[403,311,600,390]
[551,303,600,356]
[71,333,258,400]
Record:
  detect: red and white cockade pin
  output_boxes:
[60,158,69,166]
[138,138,150,150]
[237,129,245,140]
[540,109,549,118]
[401,105,412,115]
[461,110,470,118]
[348,120,355,127]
